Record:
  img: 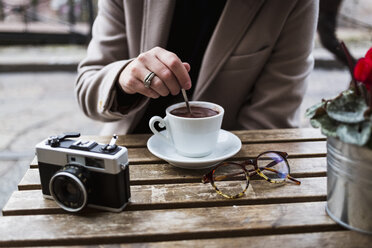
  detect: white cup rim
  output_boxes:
[166,101,224,120]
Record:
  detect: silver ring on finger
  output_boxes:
[143,71,156,88]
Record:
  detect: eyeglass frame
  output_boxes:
[202,151,301,199]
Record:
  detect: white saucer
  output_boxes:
[147,129,242,169]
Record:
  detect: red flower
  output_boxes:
[354,47,372,90]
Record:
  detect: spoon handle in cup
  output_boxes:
[181,89,192,115]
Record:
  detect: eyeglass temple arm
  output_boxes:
[246,152,288,172]
[244,158,281,173]
[262,167,301,185]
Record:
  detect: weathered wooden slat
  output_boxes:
[127,141,326,164]
[19,157,327,190]
[30,156,37,168]
[0,202,341,246]
[18,169,40,190]
[232,128,325,143]
[36,231,370,248]
[84,128,325,147]
[5,177,326,216]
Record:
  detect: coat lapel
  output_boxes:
[193,0,265,99]
[141,0,175,52]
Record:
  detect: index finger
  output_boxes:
[155,49,192,90]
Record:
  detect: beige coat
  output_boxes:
[76,0,318,135]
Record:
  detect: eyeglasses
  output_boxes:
[202,151,301,199]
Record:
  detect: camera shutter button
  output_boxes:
[101,134,118,152]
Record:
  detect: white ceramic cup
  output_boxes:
[149,101,224,158]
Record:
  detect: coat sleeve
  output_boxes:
[237,0,319,129]
[75,0,147,122]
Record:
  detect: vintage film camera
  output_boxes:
[35,132,131,213]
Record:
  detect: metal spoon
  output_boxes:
[181,89,192,115]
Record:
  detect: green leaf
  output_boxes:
[310,114,338,137]
[326,92,368,124]
[305,102,325,119]
[336,121,372,146]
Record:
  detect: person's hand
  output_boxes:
[118,47,191,99]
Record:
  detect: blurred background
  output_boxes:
[0,0,371,213]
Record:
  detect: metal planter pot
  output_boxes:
[326,137,372,234]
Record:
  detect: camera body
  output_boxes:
[36,133,130,212]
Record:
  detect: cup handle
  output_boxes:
[149,116,172,145]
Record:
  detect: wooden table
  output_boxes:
[1,128,372,247]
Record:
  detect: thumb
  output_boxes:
[183,62,191,72]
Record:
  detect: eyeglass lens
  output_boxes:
[257,152,289,182]
[213,163,248,198]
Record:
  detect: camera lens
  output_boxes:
[49,165,88,212]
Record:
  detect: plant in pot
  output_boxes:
[306,43,372,234]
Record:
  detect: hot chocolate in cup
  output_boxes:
[149,101,224,158]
